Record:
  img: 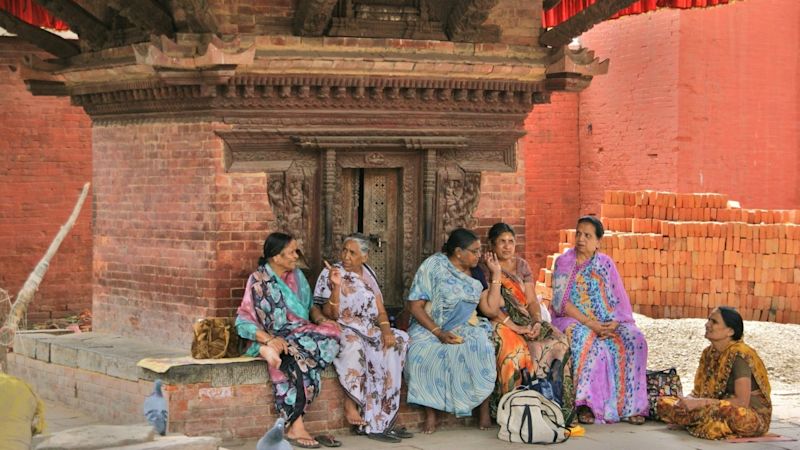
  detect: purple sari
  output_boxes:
[552,249,649,423]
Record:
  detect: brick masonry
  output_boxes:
[0,38,92,323]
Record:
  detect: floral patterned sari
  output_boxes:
[658,341,771,440]
[313,263,408,434]
[235,264,340,424]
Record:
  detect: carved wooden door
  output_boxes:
[362,169,402,308]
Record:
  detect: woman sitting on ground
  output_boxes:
[477,223,573,423]
[313,233,412,444]
[552,215,649,425]
[658,307,772,440]
[236,232,341,449]
[404,228,502,433]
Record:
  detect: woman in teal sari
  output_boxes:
[236,233,341,448]
[405,228,502,433]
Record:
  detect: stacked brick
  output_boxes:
[536,191,800,324]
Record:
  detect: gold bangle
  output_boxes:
[431,326,441,335]
[329,301,339,306]
[491,280,501,285]
[379,321,390,326]
[502,316,510,324]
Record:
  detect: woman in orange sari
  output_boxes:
[658,307,771,440]
[478,223,572,423]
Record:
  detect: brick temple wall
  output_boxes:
[0,38,92,323]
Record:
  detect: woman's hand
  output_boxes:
[436,330,463,345]
[525,322,542,340]
[258,343,282,369]
[324,260,342,287]
[382,330,397,350]
[266,336,289,354]
[677,396,709,411]
[597,321,619,338]
[484,252,502,278]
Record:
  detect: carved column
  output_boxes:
[422,149,437,256]
[321,149,337,260]
[437,165,482,245]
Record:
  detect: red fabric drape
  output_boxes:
[543,0,734,28]
[0,0,69,31]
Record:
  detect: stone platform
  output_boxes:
[7,330,462,439]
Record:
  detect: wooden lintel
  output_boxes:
[107,0,174,36]
[539,0,639,48]
[0,10,80,58]
[293,0,338,36]
[446,0,501,42]
[25,79,69,96]
[33,0,111,50]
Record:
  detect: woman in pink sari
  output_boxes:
[552,216,649,425]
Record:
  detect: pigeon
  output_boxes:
[143,379,168,436]
[256,418,291,450]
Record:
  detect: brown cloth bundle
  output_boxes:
[191,317,242,359]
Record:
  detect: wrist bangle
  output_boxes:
[491,280,501,285]
[502,316,510,324]
[431,326,441,335]
[329,301,338,306]
[379,321,390,326]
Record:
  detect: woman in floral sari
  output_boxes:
[236,232,341,449]
[314,233,411,444]
[552,216,648,425]
[478,223,572,423]
[405,228,501,433]
[658,307,771,440]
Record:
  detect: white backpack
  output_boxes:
[497,387,570,444]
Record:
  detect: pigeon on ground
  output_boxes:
[143,379,168,436]
[256,418,291,450]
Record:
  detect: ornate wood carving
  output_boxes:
[170,0,218,34]
[267,165,314,250]
[34,0,111,51]
[545,46,609,92]
[294,0,339,36]
[107,0,174,36]
[437,165,482,246]
[294,136,468,150]
[422,149,437,256]
[0,10,80,59]
[328,0,446,40]
[446,0,500,43]
[539,0,639,48]
[321,149,338,260]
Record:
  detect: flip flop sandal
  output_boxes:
[350,425,367,436]
[623,416,645,425]
[577,407,595,425]
[367,432,402,444]
[286,437,321,449]
[386,427,414,439]
[314,434,342,447]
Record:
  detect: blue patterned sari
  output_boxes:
[404,253,496,416]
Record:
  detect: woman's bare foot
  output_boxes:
[422,408,438,434]
[344,397,366,426]
[478,398,492,430]
[285,416,319,447]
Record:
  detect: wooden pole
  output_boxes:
[0,182,90,371]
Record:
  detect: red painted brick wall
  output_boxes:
[577,0,799,214]
[92,121,271,344]
[0,38,92,323]
[676,0,800,209]
[521,93,581,274]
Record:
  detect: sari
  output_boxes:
[313,264,409,434]
[481,257,574,418]
[235,264,340,424]
[658,341,772,440]
[552,249,649,423]
[404,253,496,417]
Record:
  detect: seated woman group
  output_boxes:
[235,220,772,442]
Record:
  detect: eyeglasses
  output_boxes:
[463,247,482,256]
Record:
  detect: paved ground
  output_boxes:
[42,398,800,450]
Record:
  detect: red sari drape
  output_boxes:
[543,0,735,28]
[1,0,69,31]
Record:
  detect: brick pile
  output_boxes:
[536,190,800,324]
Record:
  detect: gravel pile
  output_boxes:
[637,313,800,394]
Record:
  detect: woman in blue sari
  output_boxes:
[405,228,502,433]
[236,233,341,448]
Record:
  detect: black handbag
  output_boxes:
[646,367,683,421]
